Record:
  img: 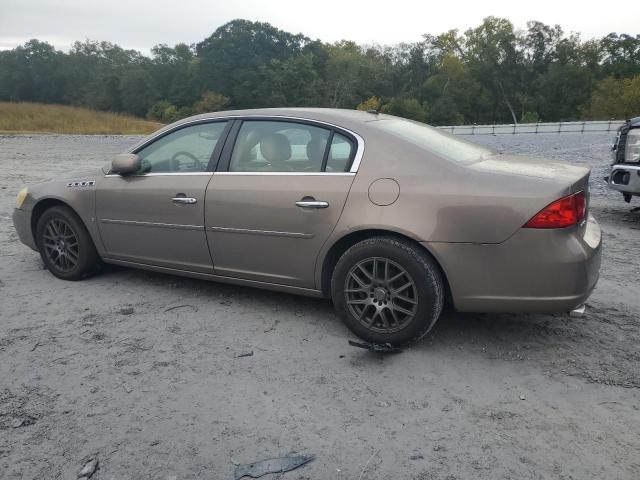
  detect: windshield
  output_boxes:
[370,117,494,164]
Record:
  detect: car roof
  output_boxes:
[165,108,390,136]
[128,108,389,154]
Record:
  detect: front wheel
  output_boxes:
[331,237,444,345]
[35,205,102,280]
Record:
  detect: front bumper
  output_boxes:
[425,214,602,313]
[608,163,640,196]
[12,208,37,251]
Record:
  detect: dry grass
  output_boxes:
[0,102,163,134]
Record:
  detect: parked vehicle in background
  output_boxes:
[12,108,602,345]
[608,116,640,202]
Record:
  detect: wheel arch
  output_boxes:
[30,198,82,245]
[319,228,452,303]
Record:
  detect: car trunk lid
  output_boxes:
[441,154,592,244]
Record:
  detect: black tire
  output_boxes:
[35,205,102,281]
[331,236,444,345]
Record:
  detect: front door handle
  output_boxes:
[296,199,329,209]
[172,196,197,205]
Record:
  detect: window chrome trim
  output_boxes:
[100,219,204,231]
[104,172,214,178]
[209,226,314,239]
[213,172,355,176]
[128,115,365,173]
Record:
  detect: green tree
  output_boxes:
[195,19,309,108]
[1,18,640,125]
[193,91,230,113]
[357,96,382,111]
[462,17,523,123]
[381,97,427,122]
[584,75,640,119]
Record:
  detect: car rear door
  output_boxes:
[96,121,230,273]
[205,118,360,288]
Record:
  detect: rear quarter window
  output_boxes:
[370,117,493,164]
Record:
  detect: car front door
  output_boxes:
[205,119,359,288]
[96,121,229,273]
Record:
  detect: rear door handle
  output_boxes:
[172,197,197,205]
[296,200,329,209]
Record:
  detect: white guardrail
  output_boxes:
[438,120,626,135]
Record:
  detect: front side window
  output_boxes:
[135,122,227,173]
[229,121,336,172]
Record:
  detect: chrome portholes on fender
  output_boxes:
[66,180,95,187]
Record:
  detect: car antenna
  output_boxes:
[367,100,383,115]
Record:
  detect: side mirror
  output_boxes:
[111,154,140,174]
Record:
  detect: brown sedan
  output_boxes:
[12,108,602,344]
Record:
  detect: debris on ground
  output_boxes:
[233,454,314,479]
[357,448,380,480]
[77,457,98,479]
[11,415,36,428]
[348,340,402,353]
[164,304,198,313]
[235,351,254,358]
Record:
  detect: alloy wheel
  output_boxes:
[42,218,79,273]
[344,257,418,333]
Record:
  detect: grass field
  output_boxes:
[0,102,163,134]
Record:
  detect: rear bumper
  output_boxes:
[425,214,602,313]
[12,208,37,251]
[608,163,640,196]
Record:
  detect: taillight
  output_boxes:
[524,191,586,229]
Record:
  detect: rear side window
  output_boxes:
[371,117,492,164]
[228,120,354,172]
[326,133,353,172]
[230,121,329,172]
[135,122,227,173]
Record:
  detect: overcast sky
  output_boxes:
[1,0,638,53]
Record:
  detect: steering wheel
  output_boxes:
[171,151,204,172]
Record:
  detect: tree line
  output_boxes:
[0,17,639,125]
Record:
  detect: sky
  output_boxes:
[1,0,638,53]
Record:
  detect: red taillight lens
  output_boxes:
[524,191,586,229]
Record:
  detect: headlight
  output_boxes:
[16,187,28,208]
[625,129,640,163]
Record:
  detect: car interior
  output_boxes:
[229,121,352,172]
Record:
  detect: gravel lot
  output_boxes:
[1,132,639,480]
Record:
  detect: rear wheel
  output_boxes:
[35,205,102,280]
[331,237,444,345]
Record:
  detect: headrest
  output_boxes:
[306,138,326,164]
[260,133,291,162]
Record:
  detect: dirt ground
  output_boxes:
[1,132,638,480]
